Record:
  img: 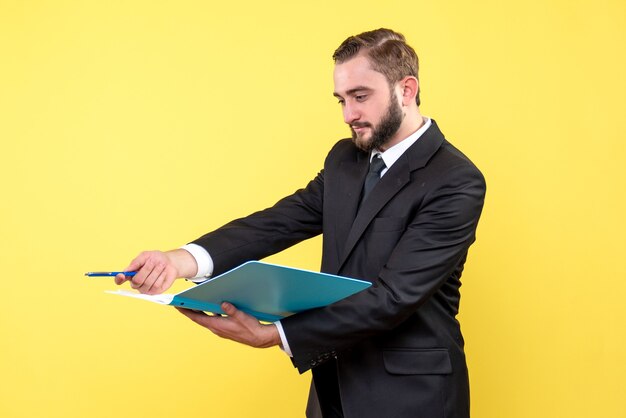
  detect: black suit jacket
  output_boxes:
[193,120,486,418]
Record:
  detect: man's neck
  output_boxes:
[379,110,424,152]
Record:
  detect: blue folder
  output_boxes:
[108,261,371,322]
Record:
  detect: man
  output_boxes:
[117,28,486,418]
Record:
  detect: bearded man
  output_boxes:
[118,28,486,418]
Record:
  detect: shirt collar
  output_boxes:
[370,117,432,173]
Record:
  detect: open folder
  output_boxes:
[107,261,371,322]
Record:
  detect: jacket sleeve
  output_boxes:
[190,169,325,276]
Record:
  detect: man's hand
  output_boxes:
[115,249,198,295]
[177,302,281,349]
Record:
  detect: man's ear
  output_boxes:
[400,76,419,106]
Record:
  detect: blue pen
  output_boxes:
[84,271,137,277]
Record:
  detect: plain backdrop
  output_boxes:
[1,1,625,417]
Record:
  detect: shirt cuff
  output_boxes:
[180,243,214,281]
[274,320,293,357]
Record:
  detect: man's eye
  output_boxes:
[337,99,345,105]
[355,95,367,102]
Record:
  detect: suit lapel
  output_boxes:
[333,150,369,264]
[336,120,446,272]
[338,157,410,271]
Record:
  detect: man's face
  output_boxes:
[333,55,403,152]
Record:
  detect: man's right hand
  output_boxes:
[115,249,198,295]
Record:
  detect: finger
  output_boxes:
[148,265,176,294]
[131,256,159,289]
[145,268,168,294]
[114,273,129,285]
[177,305,276,348]
[221,302,237,316]
[139,263,166,293]
[216,303,261,337]
[221,302,255,325]
[176,307,209,321]
[130,270,146,288]
[177,308,223,331]
[129,257,151,288]
[178,307,230,328]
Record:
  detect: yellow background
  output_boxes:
[1,0,625,417]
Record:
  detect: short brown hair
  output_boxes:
[333,28,421,106]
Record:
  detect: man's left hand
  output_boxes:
[176,302,281,349]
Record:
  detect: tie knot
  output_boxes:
[369,155,386,175]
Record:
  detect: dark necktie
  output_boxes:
[361,154,386,203]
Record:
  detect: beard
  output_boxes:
[350,95,404,152]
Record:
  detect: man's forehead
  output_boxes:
[333,54,374,78]
[333,55,387,95]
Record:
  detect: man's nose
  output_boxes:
[343,104,360,124]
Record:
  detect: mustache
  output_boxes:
[350,122,372,129]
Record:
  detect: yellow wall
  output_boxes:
[1,1,625,417]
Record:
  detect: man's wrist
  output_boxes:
[165,249,198,279]
[263,324,282,348]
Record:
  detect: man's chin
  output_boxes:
[351,132,373,152]
[352,136,372,152]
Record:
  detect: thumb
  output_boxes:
[221,302,247,321]
[114,273,130,285]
